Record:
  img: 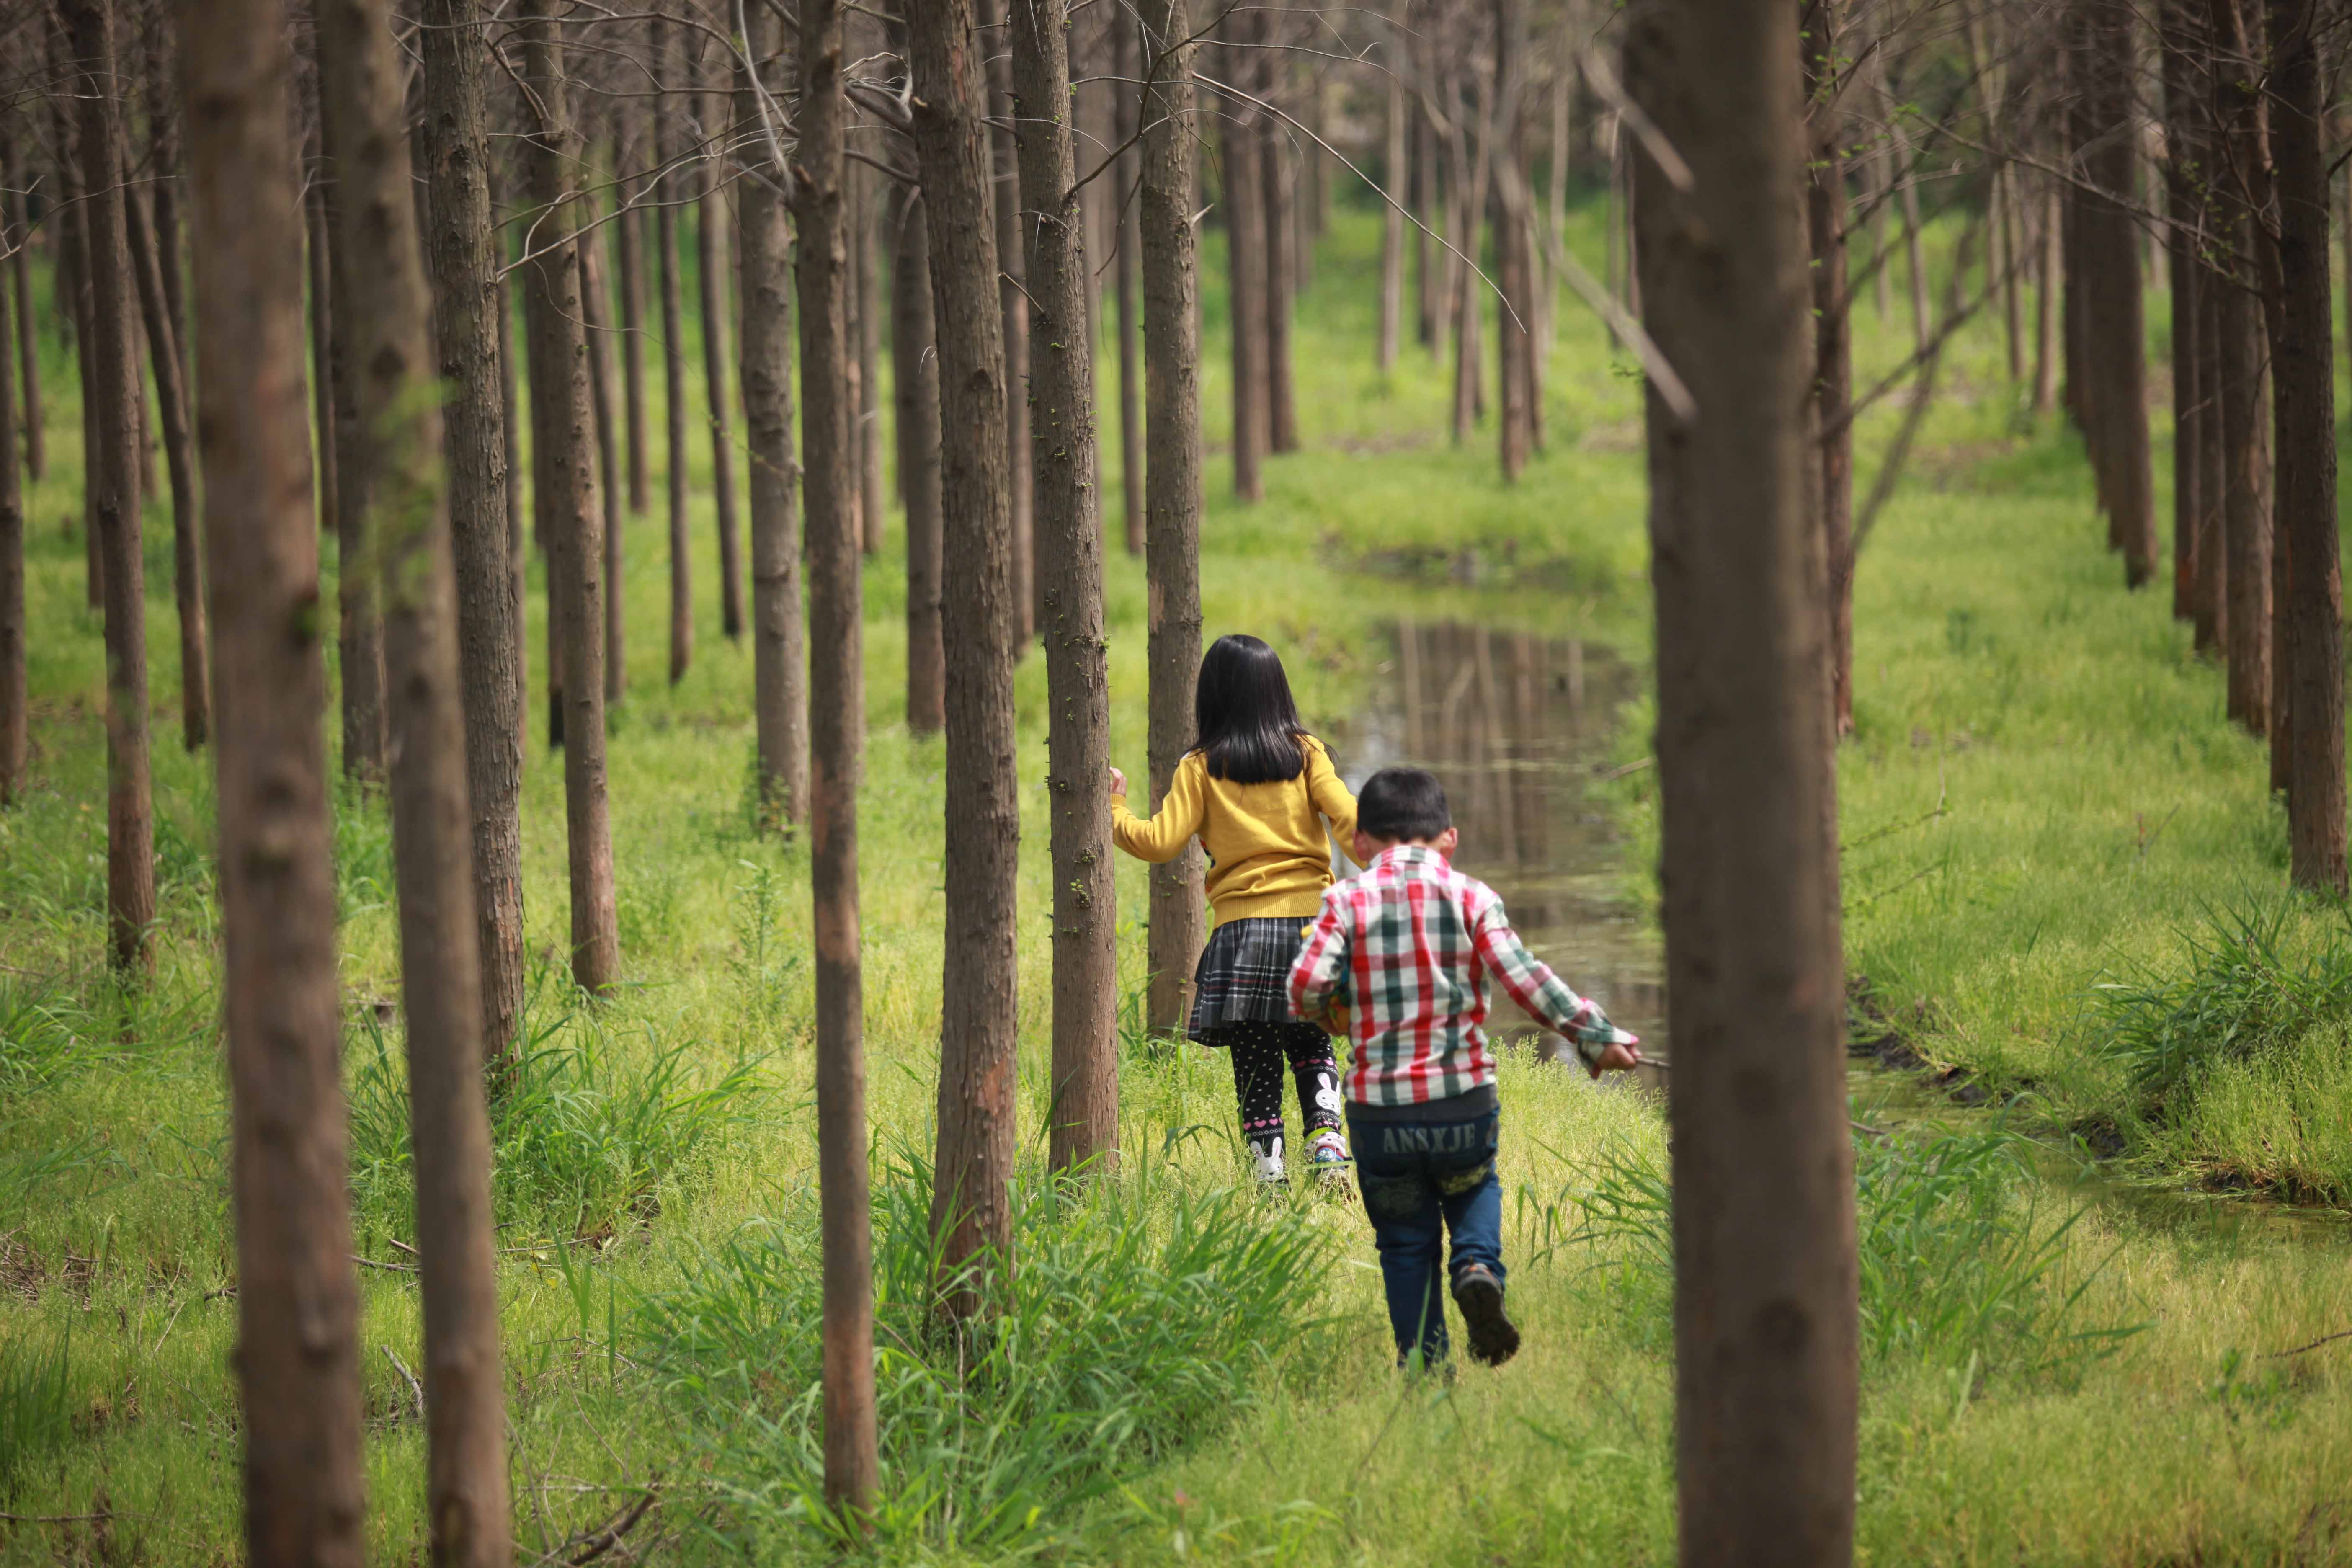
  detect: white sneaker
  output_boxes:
[1308,1128,1354,1198]
[1251,1134,1288,1185]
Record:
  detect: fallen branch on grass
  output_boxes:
[560,1488,658,1566]
[2264,1328,2352,1360]
[382,1344,424,1422]
[351,1254,415,1275]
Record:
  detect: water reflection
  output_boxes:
[1327,621,1666,1072]
[1325,628,2349,1236]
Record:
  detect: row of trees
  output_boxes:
[0,0,2340,1558]
[1785,0,2346,892]
[1695,0,2344,1555]
[0,0,1217,1546]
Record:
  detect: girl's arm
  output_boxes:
[1306,740,1362,864]
[1110,753,1206,864]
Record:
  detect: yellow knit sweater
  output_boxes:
[1111,737,1360,923]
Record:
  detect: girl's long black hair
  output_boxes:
[1192,634,1314,784]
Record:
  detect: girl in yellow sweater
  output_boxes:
[1110,635,1359,1185]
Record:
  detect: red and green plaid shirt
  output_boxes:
[1288,844,1635,1105]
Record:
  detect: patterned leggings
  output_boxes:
[1207,1020,1344,1157]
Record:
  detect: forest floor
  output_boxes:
[5,202,2352,1564]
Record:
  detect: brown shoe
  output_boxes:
[1452,1264,1520,1366]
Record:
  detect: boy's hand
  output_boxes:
[1588,1039,1643,1079]
[1109,766,1127,797]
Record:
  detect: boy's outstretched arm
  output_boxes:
[1473,900,1641,1076]
[1287,899,1352,1031]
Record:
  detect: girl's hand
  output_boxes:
[1109,766,1128,797]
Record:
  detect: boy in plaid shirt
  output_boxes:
[1289,767,1641,1368]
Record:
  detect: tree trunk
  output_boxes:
[2266,0,2342,893]
[1491,0,1530,483]
[978,0,1035,643]
[1222,5,1269,501]
[1378,0,1408,374]
[791,0,882,1509]
[1623,0,1858,1558]
[2191,264,2228,655]
[1076,6,1113,357]
[2082,0,2157,588]
[582,227,626,698]
[140,95,190,415]
[1805,0,1855,740]
[895,194,946,738]
[2217,260,2269,733]
[2171,247,2206,629]
[493,165,526,694]
[307,181,338,540]
[123,167,209,751]
[1449,70,1493,444]
[4,145,41,483]
[1014,0,1120,1175]
[1524,95,1551,459]
[854,157,887,555]
[528,215,566,753]
[68,0,156,977]
[179,2,367,1553]
[2213,0,2269,735]
[0,183,19,806]
[2161,0,2207,629]
[615,101,649,516]
[699,127,745,642]
[2034,179,2060,415]
[1300,60,1328,285]
[1261,100,1299,456]
[1114,13,1146,556]
[2269,388,2291,799]
[53,84,101,609]
[909,0,1021,1317]
[144,36,191,403]
[1415,68,1439,353]
[521,4,620,995]
[420,0,526,1067]
[2061,80,2089,441]
[312,3,511,1557]
[1139,0,1207,1039]
[318,107,388,787]
[655,17,692,685]
[1997,169,2024,381]
[737,34,809,828]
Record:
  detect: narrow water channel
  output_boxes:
[1330,620,2349,1245]
[1327,621,1666,1074]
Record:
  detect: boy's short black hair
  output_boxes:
[1357,767,1452,843]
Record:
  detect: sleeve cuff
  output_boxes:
[1571,1023,1638,1067]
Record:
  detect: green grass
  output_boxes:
[5,191,2352,1563]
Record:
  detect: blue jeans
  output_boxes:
[1347,1106,1503,1365]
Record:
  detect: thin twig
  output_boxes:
[2263,1328,2352,1360]
[383,1344,425,1422]
[1577,49,1690,193]
[352,1253,417,1275]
